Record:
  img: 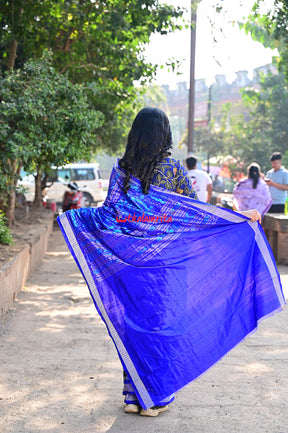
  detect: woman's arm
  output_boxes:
[237,209,261,223]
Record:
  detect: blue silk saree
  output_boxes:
[57,164,285,409]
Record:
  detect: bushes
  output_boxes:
[0,211,12,245]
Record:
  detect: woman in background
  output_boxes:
[233,162,272,216]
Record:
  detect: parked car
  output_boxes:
[45,163,105,207]
[19,163,106,207]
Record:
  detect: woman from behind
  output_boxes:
[57,111,284,422]
[233,162,272,216]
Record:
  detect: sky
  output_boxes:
[144,0,278,88]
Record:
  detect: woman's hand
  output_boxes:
[238,209,261,223]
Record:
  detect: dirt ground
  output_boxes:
[0,224,288,433]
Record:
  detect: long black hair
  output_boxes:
[119,107,172,194]
[247,162,260,189]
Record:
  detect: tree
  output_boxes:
[241,1,288,80]
[0,1,186,151]
[0,51,104,224]
[201,73,288,175]
[239,72,288,172]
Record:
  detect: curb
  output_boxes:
[0,213,54,318]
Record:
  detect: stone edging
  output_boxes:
[262,213,288,266]
[0,214,54,318]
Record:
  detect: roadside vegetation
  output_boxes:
[0,211,12,245]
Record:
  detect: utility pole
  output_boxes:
[187,1,198,154]
[207,84,212,173]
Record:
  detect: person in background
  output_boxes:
[265,152,288,213]
[186,155,213,203]
[233,162,272,217]
[213,175,225,193]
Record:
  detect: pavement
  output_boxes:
[0,226,288,433]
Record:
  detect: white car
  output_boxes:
[44,163,106,207]
[19,163,106,207]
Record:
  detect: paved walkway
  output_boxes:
[0,227,288,433]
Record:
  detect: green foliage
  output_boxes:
[194,125,224,160]
[0,50,104,210]
[0,211,12,245]
[0,164,12,207]
[0,0,186,151]
[198,72,288,175]
[239,72,288,172]
[1,50,104,162]
[239,12,277,50]
[241,1,288,80]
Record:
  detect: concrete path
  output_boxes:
[1,227,288,433]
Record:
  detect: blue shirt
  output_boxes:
[266,166,288,204]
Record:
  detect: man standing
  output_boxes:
[186,155,213,203]
[265,152,288,213]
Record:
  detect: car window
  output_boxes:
[57,169,71,182]
[71,168,95,181]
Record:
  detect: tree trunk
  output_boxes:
[5,159,23,226]
[6,187,16,227]
[33,170,43,208]
[6,159,19,227]
[7,39,18,70]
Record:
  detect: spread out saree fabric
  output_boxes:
[233,178,272,216]
[57,165,285,410]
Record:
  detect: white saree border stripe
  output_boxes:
[179,198,246,223]
[59,212,155,409]
[191,196,285,306]
[248,221,285,306]
[189,200,285,307]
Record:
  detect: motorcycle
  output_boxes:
[215,193,234,210]
[62,182,84,212]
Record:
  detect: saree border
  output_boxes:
[58,212,155,409]
[58,167,285,408]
